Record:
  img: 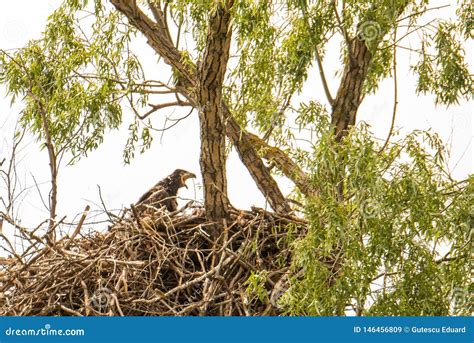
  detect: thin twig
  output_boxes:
[379,25,399,153]
[137,101,192,120]
[64,205,91,249]
[315,49,334,106]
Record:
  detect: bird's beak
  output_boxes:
[182,172,196,189]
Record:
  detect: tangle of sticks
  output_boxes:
[0,205,306,316]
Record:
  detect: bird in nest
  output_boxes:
[136,169,196,212]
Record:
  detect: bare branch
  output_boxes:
[147,0,174,46]
[396,4,450,23]
[137,100,192,120]
[64,205,90,249]
[223,108,293,213]
[379,26,399,153]
[27,91,58,240]
[315,48,334,106]
[156,107,194,135]
[331,0,352,52]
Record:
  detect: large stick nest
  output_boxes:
[0,205,306,315]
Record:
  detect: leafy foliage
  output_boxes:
[0,2,147,163]
[225,0,471,140]
[413,23,473,105]
[3,0,470,161]
[277,114,471,315]
[456,0,473,39]
[0,0,471,317]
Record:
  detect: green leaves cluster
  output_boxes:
[168,0,214,53]
[0,2,146,163]
[3,0,469,164]
[226,0,472,139]
[278,114,471,315]
[227,0,334,133]
[413,22,473,106]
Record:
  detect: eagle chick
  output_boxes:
[136,169,196,212]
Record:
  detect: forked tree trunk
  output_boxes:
[110,0,295,220]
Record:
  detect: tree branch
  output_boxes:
[331,37,372,140]
[137,100,192,120]
[147,0,174,47]
[379,26,399,152]
[244,131,318,199]
[223,110,293,213]
[110,0,195,88]
[331,3,410,140]
[315,48,334,106]
[331,0,352,52]
[27,91,58,241]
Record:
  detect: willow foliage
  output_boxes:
[0,1,148,163]
[275,113,471,315]
[0,0,472,316]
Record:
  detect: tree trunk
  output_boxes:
[331,38,372,141]
[223,109,293,213]
[34,98,58,242]
[197,1,234,226]
[197,103,229,225]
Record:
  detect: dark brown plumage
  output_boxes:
[136,169,196,212]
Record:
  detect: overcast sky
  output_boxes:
[0,0,472,237]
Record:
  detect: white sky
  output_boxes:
[0,0,472,238]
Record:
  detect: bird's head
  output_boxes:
[172,169,196,189]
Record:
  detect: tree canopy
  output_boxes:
[0,0,472,315]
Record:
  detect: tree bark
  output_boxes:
[28,92,58,242]
[223,108,293,212]
[197,1,234,223]
[331,38,372,141]
[243,129,317,198]
[330,0,410,140]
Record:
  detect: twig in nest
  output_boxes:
[64,205,90,249]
